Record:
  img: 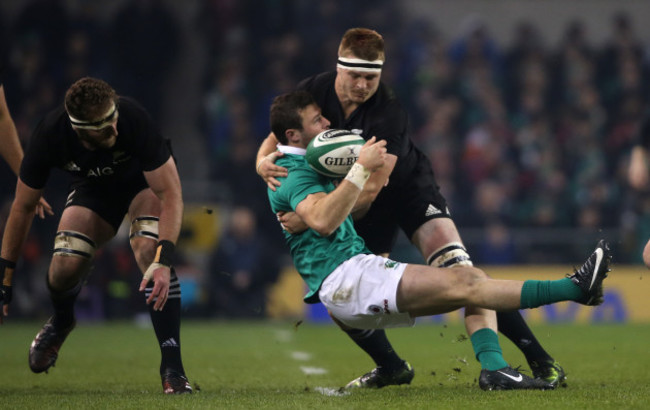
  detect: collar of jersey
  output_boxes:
[277,145,306,156]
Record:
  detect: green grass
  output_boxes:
[0,320,649,409]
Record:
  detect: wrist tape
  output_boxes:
[154,240,175,267]
[345,163,370,190]
[0,257,16,286]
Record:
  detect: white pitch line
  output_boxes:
[314,387,350,397]
[300,366,328,375]
[291,351,313,361]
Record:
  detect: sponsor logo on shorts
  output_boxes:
[369,305,382,314]
[384,260,400,269]
[369,301,391,315]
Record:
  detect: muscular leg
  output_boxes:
[49,206,115,328]
[29,206,114,373]
[412,219,558,362]
[129,188,186,376]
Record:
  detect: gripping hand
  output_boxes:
[0,258,16,323]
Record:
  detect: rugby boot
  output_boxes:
[345,361,414,389]
[479,366,554,390]
[569,240,612,306]
[29,316,76,373]
[530,359,567,387]
[162,369,193,394]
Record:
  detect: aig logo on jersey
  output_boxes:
[87,166,115,177]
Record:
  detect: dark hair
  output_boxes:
[64,77,117,121]
[338,28,385,61]
[269,90,316,144]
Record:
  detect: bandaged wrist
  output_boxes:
[154,240,175,267]
[345,162,370,190]
[0,257,16,286]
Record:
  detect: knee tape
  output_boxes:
[130,216,159,241]
[427,242,473,267]
[53,230,96,259]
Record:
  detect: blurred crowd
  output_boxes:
[1,0,649,320]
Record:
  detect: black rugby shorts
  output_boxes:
[64,174,149,232]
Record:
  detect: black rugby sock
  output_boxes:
[148,296,185,375]
[344,328,404,373]
[48,277,81,329]
[497,310,553,365]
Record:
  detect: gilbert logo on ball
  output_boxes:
[306,129,365,177]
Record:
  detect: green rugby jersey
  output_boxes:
[267,146,370,303]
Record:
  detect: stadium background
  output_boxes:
[0,0,649,324]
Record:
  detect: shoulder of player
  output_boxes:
[276,152,308,169]
[32,106,73,141]
[297,71,335,92]
[375,82,404,109]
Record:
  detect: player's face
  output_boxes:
[74,111,119,150]
[299,104,330,146]
[337,68,381,104]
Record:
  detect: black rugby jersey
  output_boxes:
[297,71,420,186]
[20,97,170,190]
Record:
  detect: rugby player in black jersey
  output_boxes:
[256,28,566,388]
[0,77,192,394]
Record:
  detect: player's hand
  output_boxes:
[0,257,16,324]
[357,136,387,172]
[257,151,287,191]
[277,211,308,234]
[35,197,54,219]
[139,262,171,311]
[0,284,12,324]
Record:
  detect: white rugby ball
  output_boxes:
[306,129,364,177]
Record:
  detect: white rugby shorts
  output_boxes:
[319,254,415,329]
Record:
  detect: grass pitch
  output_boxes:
[0,320,648,409]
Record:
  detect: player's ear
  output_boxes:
[286,129,300,144]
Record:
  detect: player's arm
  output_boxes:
[0,85,22,175]
[629,145,649,190]
[1,179,42,321]
[256,132,287,190]
[279,148,395,233]
[140,156,183,310]
[296,137,386,236]
[0,86,53,219]
[144,156,183,244]
[351,152,396,218]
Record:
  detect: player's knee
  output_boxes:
[427,242,473,267]
[129,216,159,268]
[50,230,96,288]
[51,230,95,270]
[455,267,488,297]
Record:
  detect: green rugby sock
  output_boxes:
[520,278,583,309]
[470,328,508,370]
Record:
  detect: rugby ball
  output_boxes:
[306,129,364,177]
